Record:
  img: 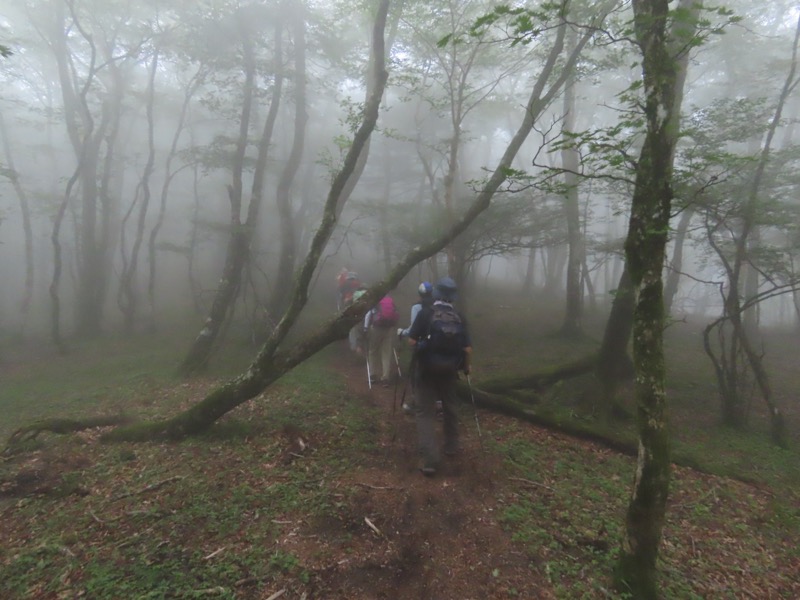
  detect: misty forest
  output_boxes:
[1,0,800,598]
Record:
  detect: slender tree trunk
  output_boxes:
[663,207,693,315]
[119,49,159,333]
[148,66,205,330]
[187,152,203,315]
[268,1,307,318]
[523,246,536,294]
[50,161,83,353]
[543,243,567,297]
[51,1,114,339]
[614,1,699,596]
[742,226,761,339]
[379,147,393,273]
[560,25,584,336]
[0,111,35,328]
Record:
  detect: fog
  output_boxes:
[0,0,798,348]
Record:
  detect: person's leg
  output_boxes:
[415,375,439,474]
[440,377,460,455]
[367,327,381,381]
[348,324,362,354]
[380,328,394,381]
[403,356,417,413]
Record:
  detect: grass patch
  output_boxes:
[0,339,377,599]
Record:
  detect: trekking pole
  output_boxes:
[365,337,372,390]
[392,347,402,379]
[466,374,484,450]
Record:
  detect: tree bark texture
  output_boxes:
[614,0,698,596]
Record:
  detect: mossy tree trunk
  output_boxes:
[614,0,701,596]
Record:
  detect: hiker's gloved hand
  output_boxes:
[462,365,471,376]
[396,328,404,338]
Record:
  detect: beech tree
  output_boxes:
[613,0,701,596]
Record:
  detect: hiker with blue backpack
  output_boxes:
[364,294,400,387]
[407,277,472,476]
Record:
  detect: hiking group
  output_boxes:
[336,270,473,477]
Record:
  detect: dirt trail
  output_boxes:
[289,349,554,599]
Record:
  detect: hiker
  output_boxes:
[336,268,360,310]
[364,294,400,387]
[397,281,434,413]
[407,277,472,476]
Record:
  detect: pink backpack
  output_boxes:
[373,296,399,327]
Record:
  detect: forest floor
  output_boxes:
[1,310,800,598]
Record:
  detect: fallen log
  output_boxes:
[477,354,597,395]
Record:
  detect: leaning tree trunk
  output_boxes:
[614,0,699,596]
[103,0,617,442]
[118,49,159,333]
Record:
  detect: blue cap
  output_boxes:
[418,281,433,296]
[434,277,458,301]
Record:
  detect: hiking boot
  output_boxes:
[420,463,436,477]
[380,378,390,388]
[402,402,414,414]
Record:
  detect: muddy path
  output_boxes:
[289,347,555,599]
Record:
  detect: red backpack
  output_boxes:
[372,296,399,327]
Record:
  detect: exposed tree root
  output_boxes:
[5,415,134,451]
